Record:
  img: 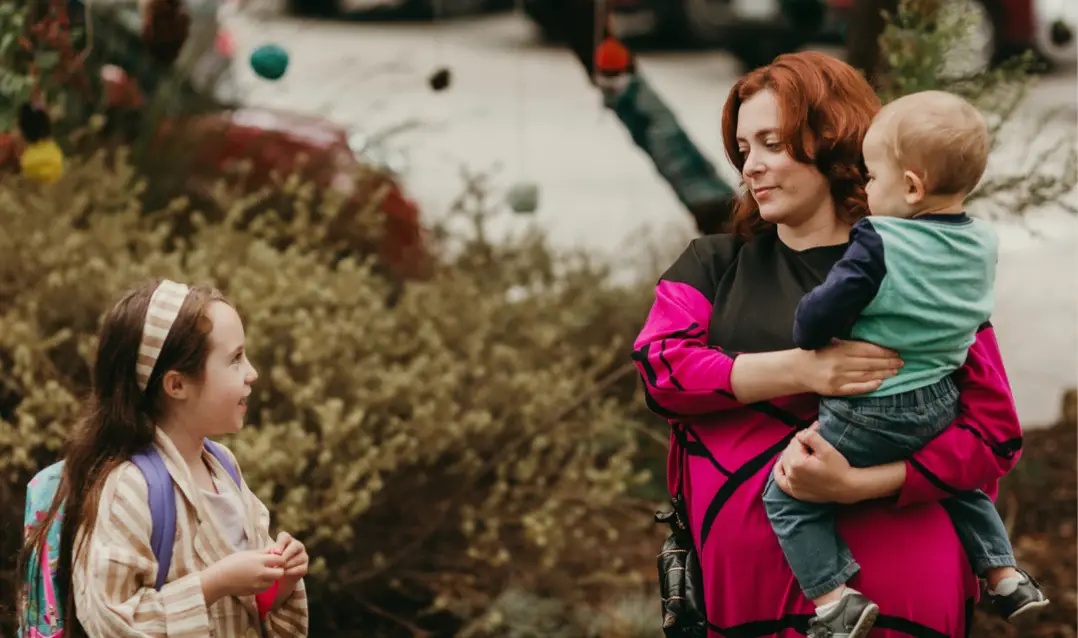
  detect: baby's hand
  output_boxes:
[270,531,308,582]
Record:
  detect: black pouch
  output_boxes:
[656,428,707,637]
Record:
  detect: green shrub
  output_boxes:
[0,150,659,634]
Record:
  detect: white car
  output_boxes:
[1033,0,1077,66]
[288,0,509,19]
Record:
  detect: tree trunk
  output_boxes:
[844,0,900,88]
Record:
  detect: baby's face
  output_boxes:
[862,125,917,218]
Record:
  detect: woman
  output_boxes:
[632,51,1023,637]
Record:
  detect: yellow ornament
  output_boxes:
[20,139,65,184]
[17,103,64,184]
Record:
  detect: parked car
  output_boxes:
[525,0,1064,71]
[524,0,828,51]
[289,0,511,19]
[1031,0,1077,66]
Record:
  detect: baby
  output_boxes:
[763,90,1049,638]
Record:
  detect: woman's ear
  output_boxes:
[161,370,189,400]
[903,170,926,206]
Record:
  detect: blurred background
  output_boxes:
[0,0,1075,635]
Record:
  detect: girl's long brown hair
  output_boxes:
[17,280,226,637]
[720,51,882,238]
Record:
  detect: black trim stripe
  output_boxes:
[874,614,951,638]
[707,610,958,637]
[699,431,799,547]
[658,339,686,391]
[633,337,811,430]
[641,383,683,419]
[685,425,732,477]
[954,424,1022,459]
[908,457,964,498]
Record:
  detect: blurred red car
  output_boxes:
[149,106,433,282]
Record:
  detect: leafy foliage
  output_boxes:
[0,151,657,635]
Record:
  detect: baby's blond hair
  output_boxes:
[871,90,989,197]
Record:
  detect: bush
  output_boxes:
[0,150,660,634]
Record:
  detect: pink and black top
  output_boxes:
[632,230,1024,637]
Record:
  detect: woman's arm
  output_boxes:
[631,238,747,417]
[74,464,213,638]
[896,322,1022,506]
[633,239,903,417]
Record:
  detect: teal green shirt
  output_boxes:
[793,213,997,396]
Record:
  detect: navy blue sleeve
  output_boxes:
[793,218,887,350]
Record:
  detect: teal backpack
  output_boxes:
[20,441,240,637]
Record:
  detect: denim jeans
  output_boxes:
[763,376,1017,600]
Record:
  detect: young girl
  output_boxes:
[18,280,309,637]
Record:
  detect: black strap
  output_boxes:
[667,422,693,534]
[671,422,690,499]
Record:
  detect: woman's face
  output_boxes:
[735,90,833,227]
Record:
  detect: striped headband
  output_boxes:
[135,280,191,392]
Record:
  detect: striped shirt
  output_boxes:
[72,431,308,637]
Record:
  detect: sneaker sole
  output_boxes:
[1007,598,1050,622]
[848,602,880,638]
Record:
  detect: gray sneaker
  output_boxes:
[985,569,1050,622]
[806,590,880,638]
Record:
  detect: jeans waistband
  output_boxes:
[856,376,959,409]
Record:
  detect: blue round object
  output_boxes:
[250,44,289,81]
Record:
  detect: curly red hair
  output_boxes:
[720,51,881,238]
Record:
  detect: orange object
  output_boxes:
[215,30,235,58]
[595,36,632,74]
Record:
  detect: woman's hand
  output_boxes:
[773,425,859,504]
[798,339,903,397]
[773,425,908,504]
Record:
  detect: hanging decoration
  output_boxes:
[426,0,452,91]
[428,67,451,91]
[593,35,634,95]
[504,0,540,214]
[250,43,290,81]
[17,102,64,184]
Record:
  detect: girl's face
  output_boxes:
[735,89,834,228]
[185,301,258,436]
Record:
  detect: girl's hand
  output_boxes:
[271,532,308,581]
[799,339,903,397]
[773,425,859,504]
[204,550,285,600]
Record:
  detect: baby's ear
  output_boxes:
[903,170,926,206]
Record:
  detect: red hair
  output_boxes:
[720,51,881,238]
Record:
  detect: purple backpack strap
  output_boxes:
[128,441,241,592]
[130,448,177,592]
[203,440,242,489]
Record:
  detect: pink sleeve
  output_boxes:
[898,324,1023,506]
[631,240,742,417]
